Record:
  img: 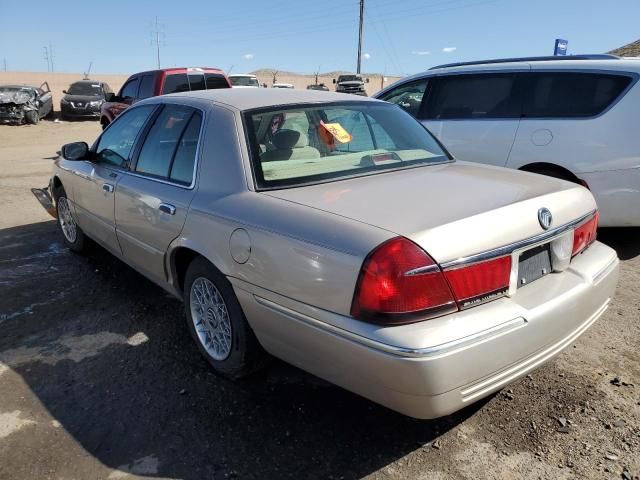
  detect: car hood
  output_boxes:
[262,161,596,263]
[0,91,33,105]
[63,94,103,102]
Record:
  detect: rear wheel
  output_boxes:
[184,257,266,379]
[54,188,86,253]
[24,110,39,125]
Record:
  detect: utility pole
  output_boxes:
[3,58,6,72]
[49,42,54,72]
[152,16,162,69]
[356,0,364,73]
[43,46,50,72]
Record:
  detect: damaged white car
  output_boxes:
[0,83,54,124]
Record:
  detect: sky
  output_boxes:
[1,0,639,76]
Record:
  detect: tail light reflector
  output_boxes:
[350,237,457,324]
[443,256,512,309]
[572,211,599,256]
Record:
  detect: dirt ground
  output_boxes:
[0,119,639,480]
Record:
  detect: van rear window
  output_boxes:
[522,73,632,118]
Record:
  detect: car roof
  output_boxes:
[132,67,225,76]
[229,74,256,77]
[70,79,102,84]
[164,88,381,111]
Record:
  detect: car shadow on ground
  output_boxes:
[0,221,488,479]
[598,227,640,260]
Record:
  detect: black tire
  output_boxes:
[184,257,266,379]
[24,110,39,125]
[54,187,86,253]
[528,168,576,184]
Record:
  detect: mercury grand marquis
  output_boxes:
[32,89,619,419]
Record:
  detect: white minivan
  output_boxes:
[375,55,640,227]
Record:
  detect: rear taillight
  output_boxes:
[351,237,514,324]
[572,211,599,256]
[443,256,512,309]
[350,237,457,324]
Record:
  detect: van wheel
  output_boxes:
[184,257,266,379]
[24,110,39,125]
[54,187,86,253]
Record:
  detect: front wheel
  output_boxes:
[184,257,266,379]
[24,110,39,124]
[55,190,86,252]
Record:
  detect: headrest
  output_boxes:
[272,129,308,149]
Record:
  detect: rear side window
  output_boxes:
[378,79,428,118]
[522,73,632,118]
[138,74,155,99]
[424,74,520,119]
[205,73,230,89]
[162,73,190,94]
[134,105,201,183]
[120,78,140,99]
[188,73,206,91]
[170,112,202,184]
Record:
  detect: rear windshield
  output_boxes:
[245,102,450,190]
[230,76,259,87]
[163,72,229,94]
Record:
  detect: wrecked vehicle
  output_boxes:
[0,83,54,124]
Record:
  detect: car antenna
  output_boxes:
[83,61,93,80]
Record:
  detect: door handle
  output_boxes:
[159,203,176,215]
[102,183,114,193]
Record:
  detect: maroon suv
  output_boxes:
[100,67,230,128]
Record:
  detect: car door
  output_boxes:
[114,103,202,282]
[71,105,157,252]
[421,72,523,167]
[37,82,53,117]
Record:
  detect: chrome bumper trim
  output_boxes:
[253,295,527,359]
[441,210,597,269]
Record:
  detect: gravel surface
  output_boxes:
[0,120,638,480]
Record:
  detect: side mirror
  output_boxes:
[105,93,116,101]
[366,78,370,83]
[62,142,89,161]
[62,90,67,94]
[333,79,336,84]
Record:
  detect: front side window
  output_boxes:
[95,106,156,167]
[120,78,139,99]
[424,73,520,119]
[162,73,190,94]
[378,79,428,118]
[134,104,201,183]
[138,75,155,99]
[522,72,632,118]
[246,102,450,189]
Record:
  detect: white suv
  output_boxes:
[375,55,640,227]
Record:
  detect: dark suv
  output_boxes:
[61,80,114,121]
[100,67,230,128]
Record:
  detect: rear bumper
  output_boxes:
[234,241,619,419]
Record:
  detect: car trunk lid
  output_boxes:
[262,161,597,263]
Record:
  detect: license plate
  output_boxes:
[517,244,552,288]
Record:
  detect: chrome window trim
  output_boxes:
[440,209,597,270]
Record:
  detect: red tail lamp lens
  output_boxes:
[351,237,457,323]
[443,256,512,309]
[572,212,599,256]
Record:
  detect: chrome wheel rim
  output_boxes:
[190,277,232,361]
[57,197,77,243]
